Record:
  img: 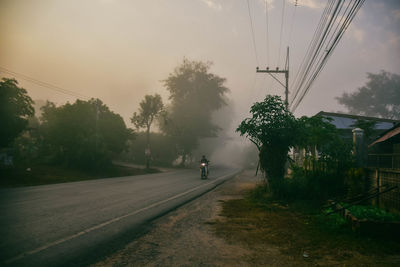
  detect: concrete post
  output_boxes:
[352,128,367,167]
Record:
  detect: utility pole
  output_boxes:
[256,46,289,109]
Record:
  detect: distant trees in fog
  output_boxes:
[337,70,400,120]
[158,59,229,166]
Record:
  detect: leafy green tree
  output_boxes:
[296,115,340,157]
[337,70,400,119]
[0,78,34,148]
[131,94,163,169]
[296,115,352,173]
[160,59,229,166]
[350,119,377,141]
[237,95,297,185]
[40,99,132,170]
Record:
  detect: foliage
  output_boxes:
[337,70,400,119]
[277,164,349,202]
[11,116,41,165]
[159,59,229,165]
[131,94,164,168]
[40,99,133,170]
[345,168,366,197]
[0,78,34,148]
[236,95,298,184]
[350,119,377,141]
[0,163,159,188]
[346,204,400,222]
[121,132,176,167]
[131,94,163,132]
[296,115,338,155]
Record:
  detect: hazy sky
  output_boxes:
[1,0,399,128]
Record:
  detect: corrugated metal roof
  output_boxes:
[369,126,400,147]
[317,111,398,130]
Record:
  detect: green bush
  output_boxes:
[347,205,400,222]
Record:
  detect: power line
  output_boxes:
[287,0,298,48]
[265,0,270,66]
[277,0,286,66]
[290,0,335,103]
[0,66,90,100]
[290,0,365,112]
[246,0,259,66]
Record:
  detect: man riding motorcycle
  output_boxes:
[200,155,210,179]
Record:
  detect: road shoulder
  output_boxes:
[92,169,264,266]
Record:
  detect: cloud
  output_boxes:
[348,25,365,43]
[258,0,275,11]
[201,0,222,11]
[298,0,324,9]
[387,31,400,47]
[393,9,400,20]
[258,0,323,11]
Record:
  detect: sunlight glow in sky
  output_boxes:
[1,0,399,127]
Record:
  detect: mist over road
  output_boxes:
[0,166,240,266]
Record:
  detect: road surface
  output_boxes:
[0,165,240,266]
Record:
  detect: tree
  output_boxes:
[236,95,298,186]
[296,115,340,157]
[40,99,132,170]
[160,59,229,166]
[296,115,352,173]
[131,94,163,169]
[0,78,34,148]
[350,119,376,141]
[337,70,400,119]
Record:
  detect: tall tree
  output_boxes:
[0,78,34,148]
[40,99,132,170]
[337,70,400,119]
[131,94,163,169]
[160,59,229,166]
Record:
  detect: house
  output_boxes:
[315,111,399,142]
[291,112,399,166]
[368,123,400,169]
[367,123,400,211]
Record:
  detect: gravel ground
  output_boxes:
[91,169,400,267]
[92,170,266,267]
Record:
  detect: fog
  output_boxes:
[1,0,399,166]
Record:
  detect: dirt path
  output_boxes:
[92,170,266,266]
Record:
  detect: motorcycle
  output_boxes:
[200,162,208,179]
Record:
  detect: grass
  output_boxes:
[0,163,160,188]
[212,185,400,265]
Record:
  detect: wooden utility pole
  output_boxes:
[256,47,289,109]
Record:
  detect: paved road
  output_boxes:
[0,165,240,266]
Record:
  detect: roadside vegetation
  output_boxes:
[0,164,159,188]
[0,59,230,187]
[214,195,400,265]
[223,93,400,264]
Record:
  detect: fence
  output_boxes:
[368,153,400,169]
[367,168,400,211]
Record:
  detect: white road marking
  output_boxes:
[5,170,240,264]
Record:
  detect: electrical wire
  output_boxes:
[0,66,90,100]
[287,0,298,48]
[290,0,335,104]
[246,0,259,66]
[290,0,365,112]
[277,0,286,67]
[265,0,270,66]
